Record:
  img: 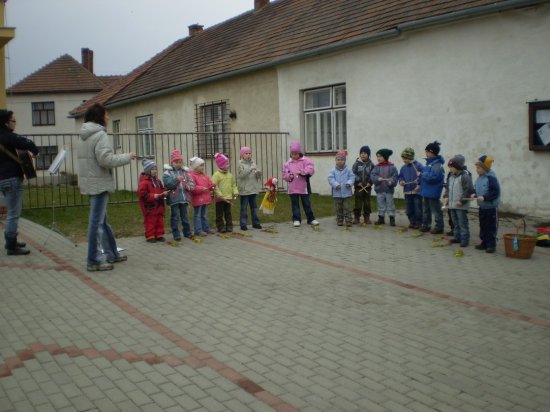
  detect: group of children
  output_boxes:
[328,141,501,253]
[137,146,265,242]
[137,139,501,253]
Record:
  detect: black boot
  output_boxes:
[389,216,396,226]
[5,236,30,256]
[374,216,385,225]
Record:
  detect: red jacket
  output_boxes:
[189,171,215,207]
[138,173,165,214]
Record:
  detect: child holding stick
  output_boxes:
[371,148,398,226]
[398,147,423,229]
[212,153,238,233]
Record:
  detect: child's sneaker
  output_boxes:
[309,220,319,226]
[293,221,301,227]
[87,262,114,271]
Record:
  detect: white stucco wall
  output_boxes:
[277,5,550,219]
[7,92,96,135]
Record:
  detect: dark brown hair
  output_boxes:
[84,103,106,126]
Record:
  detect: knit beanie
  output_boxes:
[425,141,441,155]
[214,152,229,170]
[170,150,183,163]
[376,148,393,161]
[476,155,494,171]
[142,158,156,174]
[289,140,302,154]
[448,154,465,170]
[401,147,415,160]
[189,156,205,170]
[335,150,347,160]
[359,145,371,156]
[240,146,251,158]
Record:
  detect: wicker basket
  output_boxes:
[503,219,537,259]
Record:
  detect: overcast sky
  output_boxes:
[4,0,254,86]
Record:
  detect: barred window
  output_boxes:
[196,101,229,158]
[136,115,154,156]
[304,85,347,153]
[32,102,55,126]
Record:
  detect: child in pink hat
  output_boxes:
[162,150,195,241]
[212,153,238,233]
[237,146,262,230]
[282,140,319,227]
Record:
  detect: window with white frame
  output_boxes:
[136,115,154,156]
[32,101,55,126]
[196,101,229,157]
[112,119,122,149]
[304,85,347,153]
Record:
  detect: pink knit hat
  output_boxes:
[214,152,229,170]
[240,146,251,158]
[170,150,183,163]
[289,140,302,154]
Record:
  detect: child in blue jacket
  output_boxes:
[419,141,445,234]
[371,148,398,226]
[472,155,500,253]
[328,151,355,226]
[398,147,423,229]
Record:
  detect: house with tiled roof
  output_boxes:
[72,0,550,218]
[7,49,122,172]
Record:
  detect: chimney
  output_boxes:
[188,24,204,36]
[81,48,94,73]
[255,0,269,10]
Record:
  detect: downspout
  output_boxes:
[104,0,548,110]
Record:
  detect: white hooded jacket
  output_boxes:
[77,122,131,195]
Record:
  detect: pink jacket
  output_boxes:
[282,156,315,194]
[189,171,214,207]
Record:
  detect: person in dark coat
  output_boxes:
[0,109,38,255]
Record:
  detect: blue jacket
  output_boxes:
[328,165,355,198]
[420,155,445,199]
[371,162,398,194]
[163,166,195,206]
[398,161,423,194]
[474,170,500,209]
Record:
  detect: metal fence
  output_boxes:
[21,132,290,209]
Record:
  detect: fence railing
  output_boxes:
[21,132,290,209]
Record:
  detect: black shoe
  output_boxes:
[419,226,430,233]
[7,247,30,256]
[446,230,454,236]
[156,237,166,242]
[146,238,157,243]
[218,228,226,233]
[450,239,461,244]
[226,227,233,233]
[240,226,248,231]
[389,217,395,227]
[430,229,444,235]
[460,242,469,248]
[485,247,495,253]
[374,216,385,225]
[475,244,487,250]
[174,237,182,241]
[253,224,262,229]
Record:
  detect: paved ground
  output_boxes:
[1,211,549,412]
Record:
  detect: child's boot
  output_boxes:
[375,215,385,225]
[389,216,395,226]
[353,214,361,225]
[363,214,371,224]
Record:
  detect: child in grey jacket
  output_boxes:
[443,155,474,247]
[328,151,355,226]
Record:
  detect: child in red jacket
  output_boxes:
[138,159,168,243]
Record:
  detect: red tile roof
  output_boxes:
[7,54,108,94]
[71,0,542,115]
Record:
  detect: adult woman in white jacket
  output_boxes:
[77,103,136,271]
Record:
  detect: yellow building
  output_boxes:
[0,0,15,108]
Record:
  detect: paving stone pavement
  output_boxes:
[1,212,549,412]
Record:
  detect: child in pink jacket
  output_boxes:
[188,157,216,236]
[282,140,319,227]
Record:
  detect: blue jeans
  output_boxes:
[404,194,423,225]
[289,193,315,223]
[0,177,24,240]
[450,209,469,244]
[87,191,119,265]
[193,205,210,234]
[240,194,260,228]
[170,203,191,238]
[422,197,444,231]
